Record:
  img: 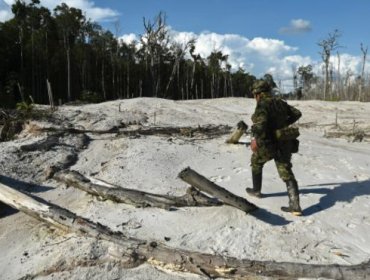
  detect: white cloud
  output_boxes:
[0,9,12,22]
[119,33,138,45]
[2,0,13,5]
[329,53,363,75]
[168,30,307,83]
[247,37,297,56]
[279,19,312,35]
[167,30,370,91]
[55,0,119,21]
[0,0,119,22]
[292,19,311,30]
[0,0,11,22]
[308,53,369,78]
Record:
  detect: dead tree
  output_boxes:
[178,167,257,213]
[0,181,369,279]
[225,121,248,144]
[318,29,341,100]
[359,43,368,101]
[336,51,342,99]
[54,170,221,209]
[141,12,169,97]
[164,39,195,98]
[38,124,233,139]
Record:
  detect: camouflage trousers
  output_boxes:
[251,145,295,182]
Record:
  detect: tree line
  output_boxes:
[293,29,370,102]
[0,1,257,108]
[1,1,369,108]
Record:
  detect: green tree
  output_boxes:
[231,68,256,98]
[54,3,86,102]
[207,51,228,98]
[297,65,314,91]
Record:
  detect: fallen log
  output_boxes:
[39,124,232,138]
[178,167,257,213]
[324,130,369,142]
[38,126,120,135]
[0,181,369,279]
[120,125,232,138]
[54,170,221,209]
[225,121,248,144]
[0,180,142,247]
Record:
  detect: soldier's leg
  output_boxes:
[246,151,269,198]
[275,158,295,182]
[275,152,302,215]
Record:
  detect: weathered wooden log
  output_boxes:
[324,130,369,142]
[178,167,257,213]
[226,121,248,144]
[54,170,221,209]
[39,124,232,138]
[0,181,369,279]
[119,124,232,138]
[0,180,142,246]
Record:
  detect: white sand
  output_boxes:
[0,97,370,279]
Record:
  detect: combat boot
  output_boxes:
[246,172,262,198]
[281,180,302,216]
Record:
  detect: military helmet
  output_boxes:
[263,73,277,88]
[252,80,271,95]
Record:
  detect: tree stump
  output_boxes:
[226,121,248,144]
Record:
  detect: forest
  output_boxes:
[0,0,369,108]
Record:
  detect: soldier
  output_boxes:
[246,79,303,216]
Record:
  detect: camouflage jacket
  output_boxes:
[251,93,302,147]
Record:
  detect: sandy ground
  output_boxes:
[0,97,370,280]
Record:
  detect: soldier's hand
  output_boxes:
[251,138,258,153]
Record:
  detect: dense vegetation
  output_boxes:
[0,1,369,108]
[0,1,258,108]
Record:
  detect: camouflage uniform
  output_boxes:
[247,79,303,215]
[251,92,302,181]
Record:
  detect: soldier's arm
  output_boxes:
[287,105,302,125]
[251,103,269,146]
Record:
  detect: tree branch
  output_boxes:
[0,181,368,279]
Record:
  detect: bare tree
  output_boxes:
[112,20,122,99]
[141,12,170,97]
[164,39,195,98]
[359,43,368,101]
[292,64,298,92]
[318,29,341,100]
[344,69,353,100]
[189,44,198,95]
[336,51,341,99]
[54,3,86,102]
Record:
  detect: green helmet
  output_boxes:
[263,73,277,88]
[252,80,271,95]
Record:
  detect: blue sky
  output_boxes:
[1,0,370,89]
[93,0,369,59]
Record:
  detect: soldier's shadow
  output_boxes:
[263,179,370,216]
[0,175,54,218]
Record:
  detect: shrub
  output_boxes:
[80,90,103,103]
